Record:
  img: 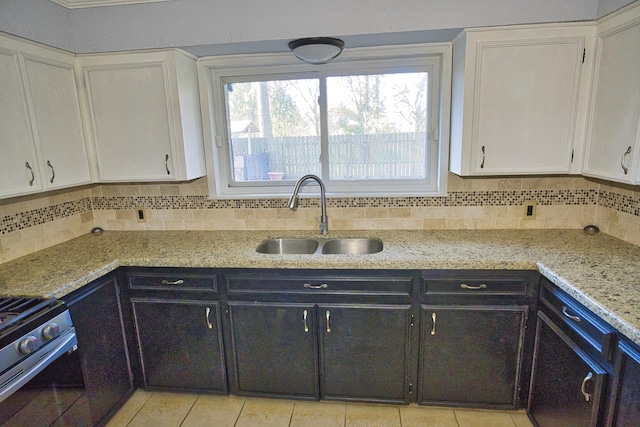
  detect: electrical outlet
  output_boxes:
[135,207,147,223]
[523,201,537,220]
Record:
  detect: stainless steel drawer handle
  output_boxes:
[304,283,328,289]
[581,371,593,402]
[621,146,632,175]
[303,309,309,333]
[562,306,581,323]
[165,154,171,175]
[46,160,55,183]
[205,307,213,329]
[25,162,35,186]
[326,310,331,333]
[161,279,184,285]
[460,283,487,290]
[431,312,437,336]
[480,145,486,169]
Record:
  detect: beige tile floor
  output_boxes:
[106,390,535,427]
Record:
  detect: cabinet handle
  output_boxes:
[205,307,213,329]
[460,283,487,290]
[25,162,35,186]
[46,160,55,183]
[621,146,632,175]
[326,310,331,333]
[480,145,485,169]
[431,312,437,336]
[562,306,581,323]
[581,371,593,402]
[303,309,309,333]
[304,283,328,289]
[165,154,171,175]
[161,279,184,285]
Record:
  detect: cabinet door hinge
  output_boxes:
[409,382,413,395]
[582,48,586,64]
[410,314,415,327]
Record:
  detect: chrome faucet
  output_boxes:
[288,174,328,235]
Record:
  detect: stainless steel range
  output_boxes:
[0,297,84,426]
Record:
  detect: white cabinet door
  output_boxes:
[79,50,205,182]
[23,55,91,189]
[0,47,42,197]
[450,25,595,176]
[583,4,640,184]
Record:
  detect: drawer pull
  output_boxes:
[304,283,328,289]
[431,312,437,336]
[581,371,593,402]
[303,310,309,333]
[161,279,184,285]
[205,307,213,329]
[25,162,35,186]
[562,306,581,323]
[621,146,632,175]
[326,310,331,333]
[460,283,487,290]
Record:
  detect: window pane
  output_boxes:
[226,79,320,182]
[326,72,428,180]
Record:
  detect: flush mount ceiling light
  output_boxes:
[288,37,345,64]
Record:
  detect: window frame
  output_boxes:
[197,43,452,199]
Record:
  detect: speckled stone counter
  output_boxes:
[1,229,639,347]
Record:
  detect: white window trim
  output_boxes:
[197,43,452,199]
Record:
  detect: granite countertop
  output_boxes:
[1,229,639,347]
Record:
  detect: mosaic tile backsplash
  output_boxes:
[1,175,639,263]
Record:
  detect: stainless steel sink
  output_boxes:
[256,237,383,255]
[256,238,319,254]
[321,238,383,255]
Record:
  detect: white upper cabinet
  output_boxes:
[0,34,91,199]
[450,25,596,176]
[78,50,205,182]
[583,3,640,184]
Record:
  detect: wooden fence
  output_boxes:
[234,132,426,180]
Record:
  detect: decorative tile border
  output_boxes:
[2,188,638,235]
[1,198,93,235]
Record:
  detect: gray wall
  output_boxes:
[0,0,637,55]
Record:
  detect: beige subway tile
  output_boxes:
[159,184,182,196]
[163,220,185,230]
[144,221,166,230]
[377,218,400,229]
[254,208,278,219]
[264,219,290,231]
[422,219,447,229]
[245,219,268,230]
[234,209,255,219]
[183,220,205,230]
[80,211,94,223]
[389,207,411,218]
[172,210,194,220]
[115,210,135,220]
[398,218,424,229]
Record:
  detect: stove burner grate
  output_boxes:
[0,297,58,333]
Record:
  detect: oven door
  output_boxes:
[0,329,91,426]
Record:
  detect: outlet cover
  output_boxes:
[523,201,537,220]
[135,207,147,223]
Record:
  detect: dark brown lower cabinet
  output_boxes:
[319,304,411,403]
[227,302,318,399]
[131,299,227,392]
[66,273,134,426]
[227,302,412,403]
[418,305,528,408]
[606,340,640,426]
[528,311,607,427]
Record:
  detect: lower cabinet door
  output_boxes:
[528,311,607,427]
[68,275,134,425]
[418,305,527,407]
[227,302,318,398]
[608,341,640,426]
[319,304,411,403]
[131,299,227,392]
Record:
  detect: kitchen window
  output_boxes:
[198,44,451,198]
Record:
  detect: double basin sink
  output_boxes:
[256,237,383,255]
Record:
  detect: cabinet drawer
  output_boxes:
[225,272,413,296]
[422,271,531,296]
[540,281,616,361]
[127,268,218,293]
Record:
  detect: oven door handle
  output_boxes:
[0,328,78,403]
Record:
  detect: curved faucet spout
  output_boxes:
[288,174,328,234]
